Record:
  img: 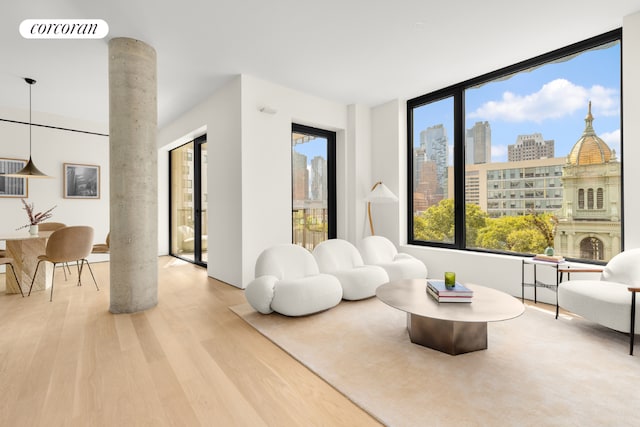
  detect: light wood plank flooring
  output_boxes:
[0,257,380,426]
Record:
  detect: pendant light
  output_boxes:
[5,77,51,178]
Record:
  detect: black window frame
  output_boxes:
[407,28,623,255]
[169,134,207,267]
[291,123,337,243]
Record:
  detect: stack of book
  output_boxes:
[533,254,565,263]
[426,280,473,303]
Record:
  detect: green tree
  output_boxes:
[465,203,489,247]
[476,213,556,254]
[413,199,488,246]
[414,199,455,242]
[475,216,528,251]
[415,199,556,254]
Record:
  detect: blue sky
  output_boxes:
[293,136,327,165]
[414,41,621,163]
[295,41,621,165]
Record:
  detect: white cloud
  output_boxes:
[600,129,621,155]
[468,79,618,123]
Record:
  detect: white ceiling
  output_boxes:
[3,1,640,129]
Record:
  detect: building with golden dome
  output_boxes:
[555,102,621,261]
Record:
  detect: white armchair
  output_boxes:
[313,239,389,300]
[245,244,343,316]
[558,248,640,354]
[358,236,428,281]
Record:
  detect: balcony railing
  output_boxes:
[292,208,328,251]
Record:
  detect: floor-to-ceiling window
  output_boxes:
[409,29,622,263]
[291,124,336,250]
[170,134,207,265]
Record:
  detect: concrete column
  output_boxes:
[108,37,158,313]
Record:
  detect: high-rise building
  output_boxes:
[419,124,449,196]
[508,133,555,161]
[466,121,491,164]
[310,155,327,201]
[413,147,441,213]
[291,150,308,202]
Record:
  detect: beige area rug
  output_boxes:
[231,297,640,427]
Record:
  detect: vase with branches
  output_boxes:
[16,198,57,233]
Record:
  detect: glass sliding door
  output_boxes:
[291,124,336,250]
[170,135,207,266]
[199,140,208,263]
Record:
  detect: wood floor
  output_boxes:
[0,257,380,426]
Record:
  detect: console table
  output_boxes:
[521,258,568,319]
[521,258,605,319]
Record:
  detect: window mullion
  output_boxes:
[454,91,465,249]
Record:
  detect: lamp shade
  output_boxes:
[2,77,51,179]
[365,181,398,236]
[4,156,50,178]
[365,182,398,204]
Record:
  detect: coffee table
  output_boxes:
[376,279,524,355]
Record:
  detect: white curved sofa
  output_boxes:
[358,236,428,281]
[558,248,640,353]
[245,244,343,316]
[313,239,389,300]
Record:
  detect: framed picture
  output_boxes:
[0,157,29,198]
[64,163,100,199]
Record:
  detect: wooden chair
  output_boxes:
[28,226,99,301]
[1,256,23,297]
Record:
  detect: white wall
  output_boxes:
[623,11,640,249]
[370,100,404,243]
[0,109,110,259]
[345,104,373,243]
[158,75,373,288]
[157,77,241,285]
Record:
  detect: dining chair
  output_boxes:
[37,222,67,231]
[91,232,110,254]
[1,256,23,297]
[28,225,99,302]
[38,222,72,279]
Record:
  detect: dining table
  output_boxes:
[1,230,53,295]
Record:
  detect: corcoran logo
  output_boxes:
[20,19,109,39]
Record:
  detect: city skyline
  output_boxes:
[413,41,621,163]
[297,42,621,166]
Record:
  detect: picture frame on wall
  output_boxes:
[64,163,100,199]
[0,157,29,198]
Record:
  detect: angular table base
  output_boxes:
[6,238,52,295]
[407,313,487,355]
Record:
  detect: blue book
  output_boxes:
[427,286,472,303]
[427,280,473,297]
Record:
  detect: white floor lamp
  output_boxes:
[366,181,398,235]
